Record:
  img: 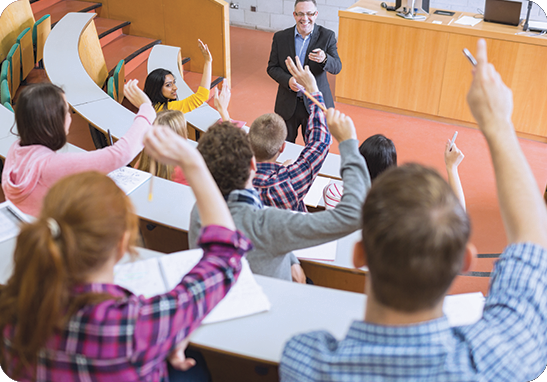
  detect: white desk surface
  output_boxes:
[190,274,365,363]
[44,13,110,107]
[0,237,16,284]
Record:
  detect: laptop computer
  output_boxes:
[484,0,522,26]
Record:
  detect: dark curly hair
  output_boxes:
[197,122,254,196]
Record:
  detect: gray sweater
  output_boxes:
[189,139,370,281]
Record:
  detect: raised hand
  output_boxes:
[285,56,319,93]
[124,79,152,108]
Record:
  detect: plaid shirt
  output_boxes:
[280,242,547,382]
[253,92,331,212]
[2,225,252,382]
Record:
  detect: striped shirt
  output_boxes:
[253,92,331,212]
[2,225,252,382]
[280,242,547,381]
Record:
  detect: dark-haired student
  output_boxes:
[249,56,331,212]
[186,105,370,281]
[2,80,154,216]
[324,133,396,209]
[280,39,547,382]
[0,129,251,381]
[144,39,212,112]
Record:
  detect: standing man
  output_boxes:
[267,0,342,143]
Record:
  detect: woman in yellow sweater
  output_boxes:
[144,39,212,112]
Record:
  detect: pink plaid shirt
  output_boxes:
[2,225,251,381]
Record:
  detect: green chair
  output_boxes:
[16,27,34,81]
[33,14,51,65]
[107,77,117,101]
[112,60,125,103]
[1,80,11,106]
[6,43,21,96]
[3,101,14,112]
[1,61,11,95]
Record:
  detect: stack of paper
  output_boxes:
[303,175,331,208]
[454,16,482,27]
[294,240,337,261]
[0,201,31,243]
[114,249,271,324]
[108,167,152,195]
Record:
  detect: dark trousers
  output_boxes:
[285,97,310,143]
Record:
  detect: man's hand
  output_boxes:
[308,48,326,64]
[168,338,196,371]
[288,77,300,92]
[444,141,464,170]
[291,264,306,284]
[285,56,319,93]
[326,108,357,143]
[124,79,152,108]
[466,39,514,139]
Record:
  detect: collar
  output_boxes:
[346,316,452,346]
[72,283,129,298]
[226,188,264,209]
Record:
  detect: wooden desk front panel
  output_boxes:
[337,17,449,115]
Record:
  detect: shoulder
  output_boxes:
[274,26,296,39]
[315,25,336,38]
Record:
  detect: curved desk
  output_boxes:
[43,12,196,232]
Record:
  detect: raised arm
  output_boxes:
[213,80,231,122]
[467,39,547,247]
[198,39,213,92]
[444,140,466,210]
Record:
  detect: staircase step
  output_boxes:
[95,17,130,40]
[126,60,149,88]
[103,34,161,74]
[33,0,101,27]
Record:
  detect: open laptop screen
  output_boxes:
[484,0,522,26]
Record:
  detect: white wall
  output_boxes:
[228,0,546,34]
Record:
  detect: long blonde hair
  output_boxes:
[138,110,187,179]
[0,172,139,379]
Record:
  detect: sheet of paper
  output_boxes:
[348,6,377,15]
[443,292,485,327]
[108,167,152,195]
[294,240,337,261]
[160,249,205,291]
[454,16,482,26]
[303,176,331,208]
[202,258,271,324]
[0,201,30,243]
[114,257,166,298]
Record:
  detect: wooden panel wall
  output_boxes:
[80,0,230,81]
[0,0,34,61]
[78,18,108,87]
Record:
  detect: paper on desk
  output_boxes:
[0,201,31,243]
[454,16,482,26]
[348,6,377,15]
[443,292,485,327]
[115,249,271,324]
[294,240,337,261]
[108,167,152,195]
[304,176,331,208]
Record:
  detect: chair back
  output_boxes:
[6,43,21,96]
[0,80,11,105]
[16,27,34,81]
[3,101,14,112]
[33,14,51,64]
[107,76,117,101]
[113,59,125,103]
[0,61,11,96]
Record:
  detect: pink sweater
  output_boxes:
[2,104,155,216]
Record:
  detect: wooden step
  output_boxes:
[102,34,161,75]
[33,0,101,27]
[126,60,149,89]
[94,17,130,40]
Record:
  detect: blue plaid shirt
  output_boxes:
[253,92,331,212]
[280,242,547,381]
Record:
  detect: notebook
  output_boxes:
[484,0,522,26]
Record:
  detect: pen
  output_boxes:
[294,83,328,113]
[449,131,458,151]
[148,160,155,202]
[107,129,114,146]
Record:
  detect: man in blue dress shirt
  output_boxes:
[267,0,342,143]
[280,39,547,382]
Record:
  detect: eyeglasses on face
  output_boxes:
[294,11,317,18]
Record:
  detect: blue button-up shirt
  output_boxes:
[280,242,547,381]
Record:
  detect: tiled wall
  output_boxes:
[229,0,546,34]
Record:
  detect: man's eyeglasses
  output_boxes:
[294,11,317,18]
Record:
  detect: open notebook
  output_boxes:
[108,167,152,195]
[114,249,271,324]
[0,201,31,243]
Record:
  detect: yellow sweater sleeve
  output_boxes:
[166,86,210,113]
